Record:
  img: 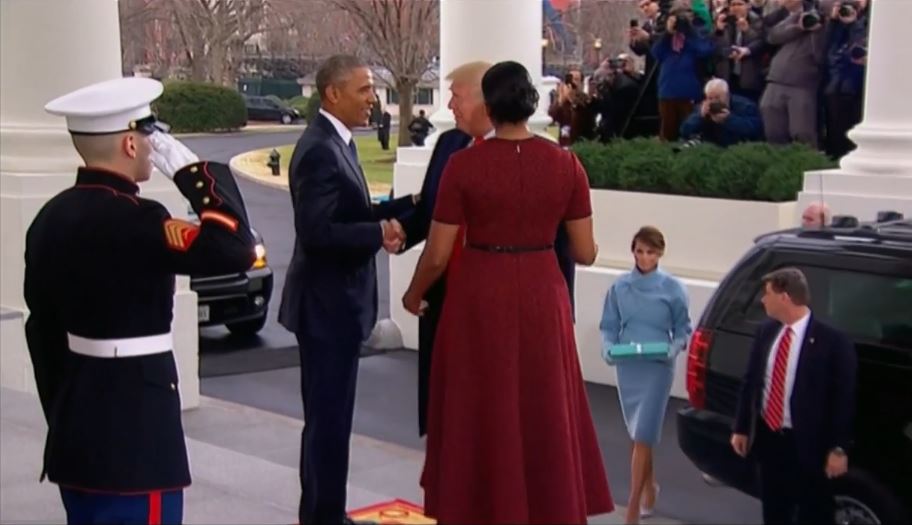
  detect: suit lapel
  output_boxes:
[792,315,818,406]
[317,114,371,206]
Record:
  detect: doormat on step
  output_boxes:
[349,499,435,524]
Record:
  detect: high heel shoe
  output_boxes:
[640,483,660,519]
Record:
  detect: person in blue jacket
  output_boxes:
[600,226,692,525]
[652,3,716,141]
[680,78,764,146]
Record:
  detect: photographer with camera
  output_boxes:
[713,0,767,101]
[628,1,666,137]
[681,78,764,146]
[548,68,596,147]
[760,0,832,148]
[591,54,646,141]
[823,0,869,158]
[651,1,716,141]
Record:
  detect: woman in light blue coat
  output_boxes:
[600,226,692,524]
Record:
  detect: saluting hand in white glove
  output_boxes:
[149,131,200,179]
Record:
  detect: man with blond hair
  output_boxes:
[398,60,493,436]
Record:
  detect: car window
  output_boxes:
[246,98,264,108]
[743,266,912,348]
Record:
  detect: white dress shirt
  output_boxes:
[319,108,353,145]
[762,311,811,429]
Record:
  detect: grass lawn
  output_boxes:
[240,127,559,195]
[273,133,397,190]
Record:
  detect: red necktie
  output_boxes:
[763,327,793,431]
[446,137,485,277]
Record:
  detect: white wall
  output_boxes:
[0,0,199,408]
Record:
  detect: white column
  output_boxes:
[798,0,912,221]
[429,0,548,134]
[0,0,199,408]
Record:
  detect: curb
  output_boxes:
[175,123,306,139]
[229,151,290,192]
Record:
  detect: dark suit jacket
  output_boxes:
[278,113,414,341]
[399,128,576,312]
[734,315,857,471]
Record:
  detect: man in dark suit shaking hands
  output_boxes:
[731,267,857,524]
[278,54,417,525]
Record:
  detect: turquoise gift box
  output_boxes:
[608,342,670,360]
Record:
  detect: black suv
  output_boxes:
[190,227,273,336]
[677,217,912,524]
[243,95,300,125]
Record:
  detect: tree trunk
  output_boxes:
[397,80,415,147]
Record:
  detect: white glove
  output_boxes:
[149,131,200,179]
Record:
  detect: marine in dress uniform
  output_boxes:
[24,77,256,524]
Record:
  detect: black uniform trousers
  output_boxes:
[296,331,361,524]
[755,421,835,524]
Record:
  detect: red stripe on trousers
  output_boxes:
[148,491,162,525]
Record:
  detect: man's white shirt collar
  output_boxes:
[787,311,812,340]
[319,108,353,145]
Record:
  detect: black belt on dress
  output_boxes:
[467,243,554,254]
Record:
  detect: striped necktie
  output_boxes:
[763,327,793,431]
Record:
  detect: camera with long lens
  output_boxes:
[800,10,821,29]
[838,1,858,18]
[849,44,867,60]
[708,101,729,115]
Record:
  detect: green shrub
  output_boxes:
[571,139,837,202]
[286,95,310,115]
[304,93,321,123]
[154,82,247,133]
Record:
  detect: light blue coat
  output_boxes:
[600,267,692,444]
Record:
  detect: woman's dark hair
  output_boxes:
[481,61,539,125]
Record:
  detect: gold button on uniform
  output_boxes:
[189,166,199,174]
[170,383,176,391]
[202,197,211,205]
[195,181,204,189]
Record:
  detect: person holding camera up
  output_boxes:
[591,55,646,141]
[651,1,716,141]
[824,0,869,159]
[680,78,764,145]
[759,0,832,148]
[713,0,767,102]
[629,1,665,136]
[548,68,596,147]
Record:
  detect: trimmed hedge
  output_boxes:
[303,93,321,124]
[153,82,247,133]
[286,95,310,115]
[572,138,837,202]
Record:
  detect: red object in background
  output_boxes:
[550,0,577,11]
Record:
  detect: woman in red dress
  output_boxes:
[402,61,613,524]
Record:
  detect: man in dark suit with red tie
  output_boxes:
[398,61,577,436]
[731,267,857,524]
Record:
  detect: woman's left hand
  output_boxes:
[402,289,428,316]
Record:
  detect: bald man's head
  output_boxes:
[801,202,831,228]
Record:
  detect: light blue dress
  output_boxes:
[600,267,692,445]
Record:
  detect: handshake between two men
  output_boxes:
[380,218,407,254]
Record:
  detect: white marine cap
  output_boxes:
[44,77,168,135]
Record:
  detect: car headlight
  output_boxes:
[253,243,267,269]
